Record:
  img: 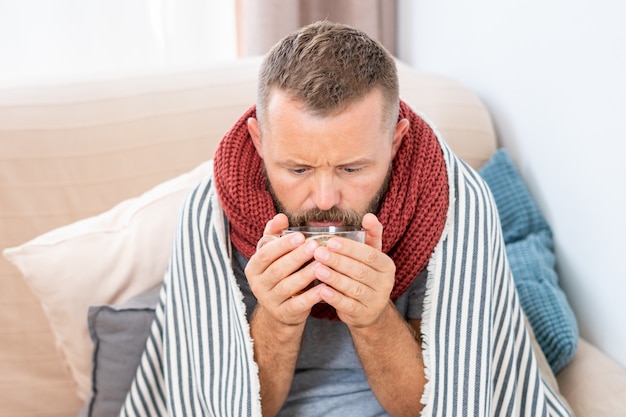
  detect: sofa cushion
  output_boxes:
[3,161,211,400]
[557,338,626,417]
[77,285,161,417]
[479,149,578,373]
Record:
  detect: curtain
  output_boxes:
[236,0,396,57]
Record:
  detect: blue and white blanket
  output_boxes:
[120,135,571,416]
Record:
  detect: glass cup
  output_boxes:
[281,225,366,244]
[281,226,366,296]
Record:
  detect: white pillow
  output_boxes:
[3,160,212,400]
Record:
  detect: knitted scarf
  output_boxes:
[214,100,449,320]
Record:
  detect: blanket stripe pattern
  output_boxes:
[421,133,570,416]
[120,126,571,417]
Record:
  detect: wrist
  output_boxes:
[251,305,306,344]
[348,300,399,344]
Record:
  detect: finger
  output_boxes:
[256,214,290,251]
[314,261,375,304]
[277,283,325,322]
[313,244,395,302]
[256,234,279,251]
[362,213,383,251]
[269,235,318,276]
[320,238,391,277]
[262,260,324,320]
[317,283,364,317]
[264,213,289,235]
[246,231,306,278]
[249,236,320,301]
[315,247,371,284]
[271,260,321,301]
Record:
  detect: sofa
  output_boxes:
[1,56,625,417]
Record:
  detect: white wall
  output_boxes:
[398,0,626,367]
[0,0,236,87]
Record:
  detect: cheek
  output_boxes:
[277,186,307,205]
[343,182,381,210]
[266,173,308,209]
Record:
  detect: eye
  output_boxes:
[342,166,363,174]
[291,167,308,175]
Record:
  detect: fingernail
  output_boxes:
[290,233,305,245]
[316,265,330,278]
[326,239,340,250]
[320,286,333,299]
[305,240,317,253]
[256,235,278,251]
[316,247,329,260]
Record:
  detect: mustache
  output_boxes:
[287,206,363,227]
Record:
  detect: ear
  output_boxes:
[247,117,263,157]
[391,118,410,158]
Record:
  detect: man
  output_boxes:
[121,21,571,417]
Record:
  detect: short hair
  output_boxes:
[256,20,399,133]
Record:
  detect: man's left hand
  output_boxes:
[312,213,396,327]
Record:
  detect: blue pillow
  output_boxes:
[479,149,578,374]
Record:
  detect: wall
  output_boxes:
[0,0,236,87]
[397,0,626,367]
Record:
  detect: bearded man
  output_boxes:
[121,21,571,417]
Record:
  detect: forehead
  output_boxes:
[261,86,388,127]
[259,89,392,163]
[262,88,388,135]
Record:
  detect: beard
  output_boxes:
[266,165,392,228]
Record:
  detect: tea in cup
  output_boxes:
[281,226,365,295]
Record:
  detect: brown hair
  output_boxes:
[257,20,399,132]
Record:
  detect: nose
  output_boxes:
[311,173,340,211]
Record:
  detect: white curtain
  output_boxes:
[0,0,237,86]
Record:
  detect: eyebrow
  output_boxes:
[281,157,376,167]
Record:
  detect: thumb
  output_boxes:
[264,213,289,235]
[361,213,383,251]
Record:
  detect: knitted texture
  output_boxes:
[214,101,449,319]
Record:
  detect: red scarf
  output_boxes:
[214,101,449,320]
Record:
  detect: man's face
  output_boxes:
[248,89,407,227]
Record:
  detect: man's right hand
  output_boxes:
[244,213,323,326]
[245,213,324,416]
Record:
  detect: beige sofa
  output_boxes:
[1,57,625,417]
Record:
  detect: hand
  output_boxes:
[244,213,324,326]
[312,213,396,328]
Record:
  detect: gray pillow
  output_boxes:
[77,285,161,417]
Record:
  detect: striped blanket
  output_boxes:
[120,129,571,416]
